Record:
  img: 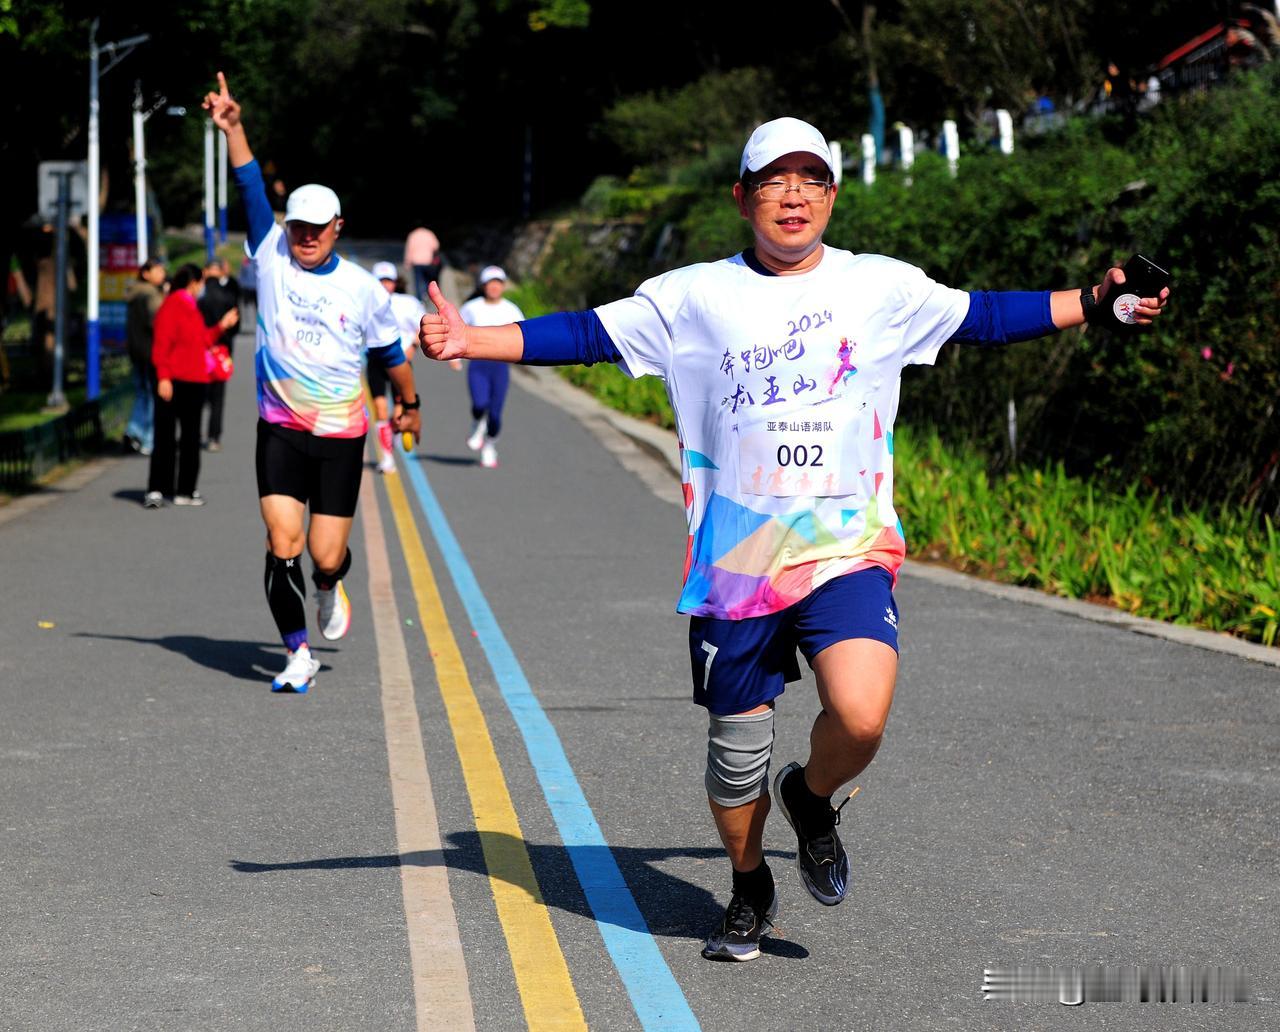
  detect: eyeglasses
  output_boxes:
[753,179,832,201]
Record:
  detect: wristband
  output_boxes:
[1079,285,1101,326]
[396,396,421,410]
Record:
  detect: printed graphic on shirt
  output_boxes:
[252,223,401,437]
[595,247,969,620]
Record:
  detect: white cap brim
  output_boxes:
[284,184,341,225]
[739,117,833,178]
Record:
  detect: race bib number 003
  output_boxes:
[739,413,857,498]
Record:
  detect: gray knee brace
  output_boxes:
[705,707,775,807]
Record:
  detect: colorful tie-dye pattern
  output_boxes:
[250,224,402,438]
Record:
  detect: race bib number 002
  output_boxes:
[739,413,856,498]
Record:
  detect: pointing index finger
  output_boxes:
[217,71,230,99]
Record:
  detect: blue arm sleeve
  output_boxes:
[518,311,622,366]
[231,159,276,254]
[367,342,406,369]
[949,291,1057,346]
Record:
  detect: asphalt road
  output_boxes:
[1,318,1276,1031]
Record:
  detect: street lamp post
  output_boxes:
[87,20,148,400]
[204,118,216,261]
[218,131,228,244]
[133,84,148,265]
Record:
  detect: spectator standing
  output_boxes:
[123,259,167,455]
[403,225,441,302]
[145,263,238,508]
[198,256,242,451]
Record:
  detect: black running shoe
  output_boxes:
[701,890,778,962]
[774,761,851,906]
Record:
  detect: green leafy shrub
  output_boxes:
[533,64,1280,512]
[894,426,1280,647]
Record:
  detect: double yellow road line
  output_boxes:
[361,433,587,1030]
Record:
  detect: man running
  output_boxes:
[418,117,1169,960]
[203,72,422,694]
[369,261,425,474]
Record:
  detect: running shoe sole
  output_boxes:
[773,761,849,907]
[271,659,320,693]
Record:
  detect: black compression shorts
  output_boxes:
[255,419,366,517]
[367,360,391,400]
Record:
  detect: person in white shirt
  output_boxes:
[203,72,422,695]
[418,117,1169,961]
[369,261,425,474]
[458,266,524,469]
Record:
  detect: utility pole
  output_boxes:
[133,84,148,265]
[204,119,216,261]
[133,86,167,266]
[87,21,148,400]
[218,131,228,243]
[48,172,73,409]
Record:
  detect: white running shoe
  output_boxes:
[480,439,499,469]
[467,418,488,451]
[173,492,206,506]
[316,580,352,640]
[378,450,397,474]
[271,646,320,693]
[142,491,163,509]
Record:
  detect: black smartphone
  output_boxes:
[1109,254,1171,326]
[1124,254,1171,296]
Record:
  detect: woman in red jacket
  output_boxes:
[145,264,238,508]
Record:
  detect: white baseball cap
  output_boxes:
[478,265,506,285]
[739,117,833,178]
[371,260,397,281]
[285,184,341,225]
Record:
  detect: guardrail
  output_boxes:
[0,381,133,491]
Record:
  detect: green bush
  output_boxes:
[894,426,1279,647]
[532,65,1280,512]
[535,356,1278,646]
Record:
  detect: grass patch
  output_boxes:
[0,354,133,434]
[895,427,1279,647]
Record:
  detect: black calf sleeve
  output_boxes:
[264,552,308,651]
[311,547,352,592]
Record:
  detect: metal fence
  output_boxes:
[0,381,133,492]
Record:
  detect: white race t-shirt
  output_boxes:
[388,291,426,357]
[459,296,525,329]
[595,246,970,620]
[251,223,401,437]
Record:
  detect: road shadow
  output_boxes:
[418,453,478,467]
[75,632,335,684]
[112,488,149,504]
[231,830,807,957]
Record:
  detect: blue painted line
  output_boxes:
[401,452,699,1032]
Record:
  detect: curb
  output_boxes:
[516,366,1280,670]
[0,456,121,529]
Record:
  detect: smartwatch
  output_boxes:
[1079,285,1101,326]
[397,396,421,411]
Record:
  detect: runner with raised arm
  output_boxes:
[203,72,422,694]
[419,117,1169,961]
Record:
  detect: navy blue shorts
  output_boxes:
[688,566,899,715]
